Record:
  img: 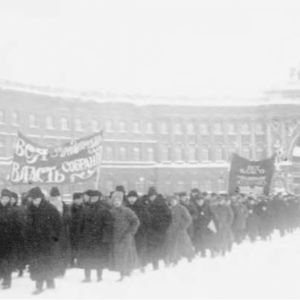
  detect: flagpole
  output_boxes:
[94,130,103,190]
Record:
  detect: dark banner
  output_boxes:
[228,153,276,195]
[10,131,103,185]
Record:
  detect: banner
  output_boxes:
[10,131,103,185]
[228,153,276,195]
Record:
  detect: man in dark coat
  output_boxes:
[164,195,194,266]
[49,186,71,276]
[26,187,63,295]
[193,195,217,257]
[245,197,260,242]
[145,187,172,270]
[231,195,249,244]
[0,189,23,289]
[77,190,113,282]
[110,191,140,281]
[70,192,84,267]
[126,190,150,272]
[179,192,198,240]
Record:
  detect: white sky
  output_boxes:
[0,0,300,98]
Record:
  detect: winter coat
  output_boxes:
[193,203,217,252]
[26,199,63,281]
[211,204,234,253]
[254,201,274,238]
[125,199,151,267]
[165,204,194,264]
[70,203,84,251]
[181,201,198,240]
[146,195,172,263]
[0,203,23,276]
[77,201,113,269]
[245,202,260,241]
[110,205,140,274]
[56,203,71,274]
[231,202,249,243]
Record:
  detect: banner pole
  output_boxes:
[94,130,103,190]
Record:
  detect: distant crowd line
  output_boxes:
[0,185,299,295]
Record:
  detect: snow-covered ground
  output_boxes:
[2,230,300,299]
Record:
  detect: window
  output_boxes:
[133,121,141,133]
[187,123,195,135]
[191,180,199,189]
[106,181,114,194]
[0,110,5,124]
[161,144,170,161]
[146,122,154,134]
[227,123,236,135]
[174,144,183,162]
[46,116,54,129]
[218,178,226,192]
[188,144,197,161]
[241,122,250,134]
[256,145,264,161]
[147,148,155,162]
[75,118,83,131]
[177,181,185,193]
[105,147,113,161]
[200,124,208,135]
[228,144,237,160]
[29,114,38,128]
[91,120,98,132]
[120,147,127,161]
[174,123,182,135]
[242,145,251,160]
[256,122,264,134]
[106,120,114,132]
[215,144,223,161]
[61,117,69,130]
[0,139,5,156]
[161,123,168,134]
[205,178,212,192]
[201,144,210,161]
[12,111,19,126]
[119,121,126,132]
[133,147,141,161]
[214,123,222,135]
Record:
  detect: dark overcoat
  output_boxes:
[26,199,62,281]
[231,202,249,244]
[165,204,194,264]
[193,203,217,254]
[77,201,113,269]
[125,199,151,267]
[0,203,23,277]
[110,205,140,274]
[146,195,172,264]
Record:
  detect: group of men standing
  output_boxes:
[0,185,299,295]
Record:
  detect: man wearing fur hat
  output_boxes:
[110,191,140,281]
[0,189,23,289]
[49,186,71,277]
[77,190,113,282]
[26,187,62,295]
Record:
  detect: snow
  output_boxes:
[2,230,300,299]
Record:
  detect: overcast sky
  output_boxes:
[0,0,299,98]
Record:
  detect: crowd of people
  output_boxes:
[0,185,299,295]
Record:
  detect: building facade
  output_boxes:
[1,83,300,196]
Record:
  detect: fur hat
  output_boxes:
[50,186,60,197]
[83,190,94,197]
[1,189,11,198]
[116,185,126,193]
[90,190,102,198]
[148,186,157,196]
[30,187,44,200]
[73,192,83,200]
[127,190,139,198]
[10,191,18,200]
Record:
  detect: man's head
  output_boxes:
[0,189,11,206]
[112,191,124,208]
[30,187,44,207]
[73,192,83,205]
[90,190,102,203]
[127,190,138,205]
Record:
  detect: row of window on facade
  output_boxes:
[0,110,99,132]
[104,144,266,162]
[0,110,265,135]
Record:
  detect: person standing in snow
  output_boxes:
[110,191,140,281]
[26,187,62,295]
